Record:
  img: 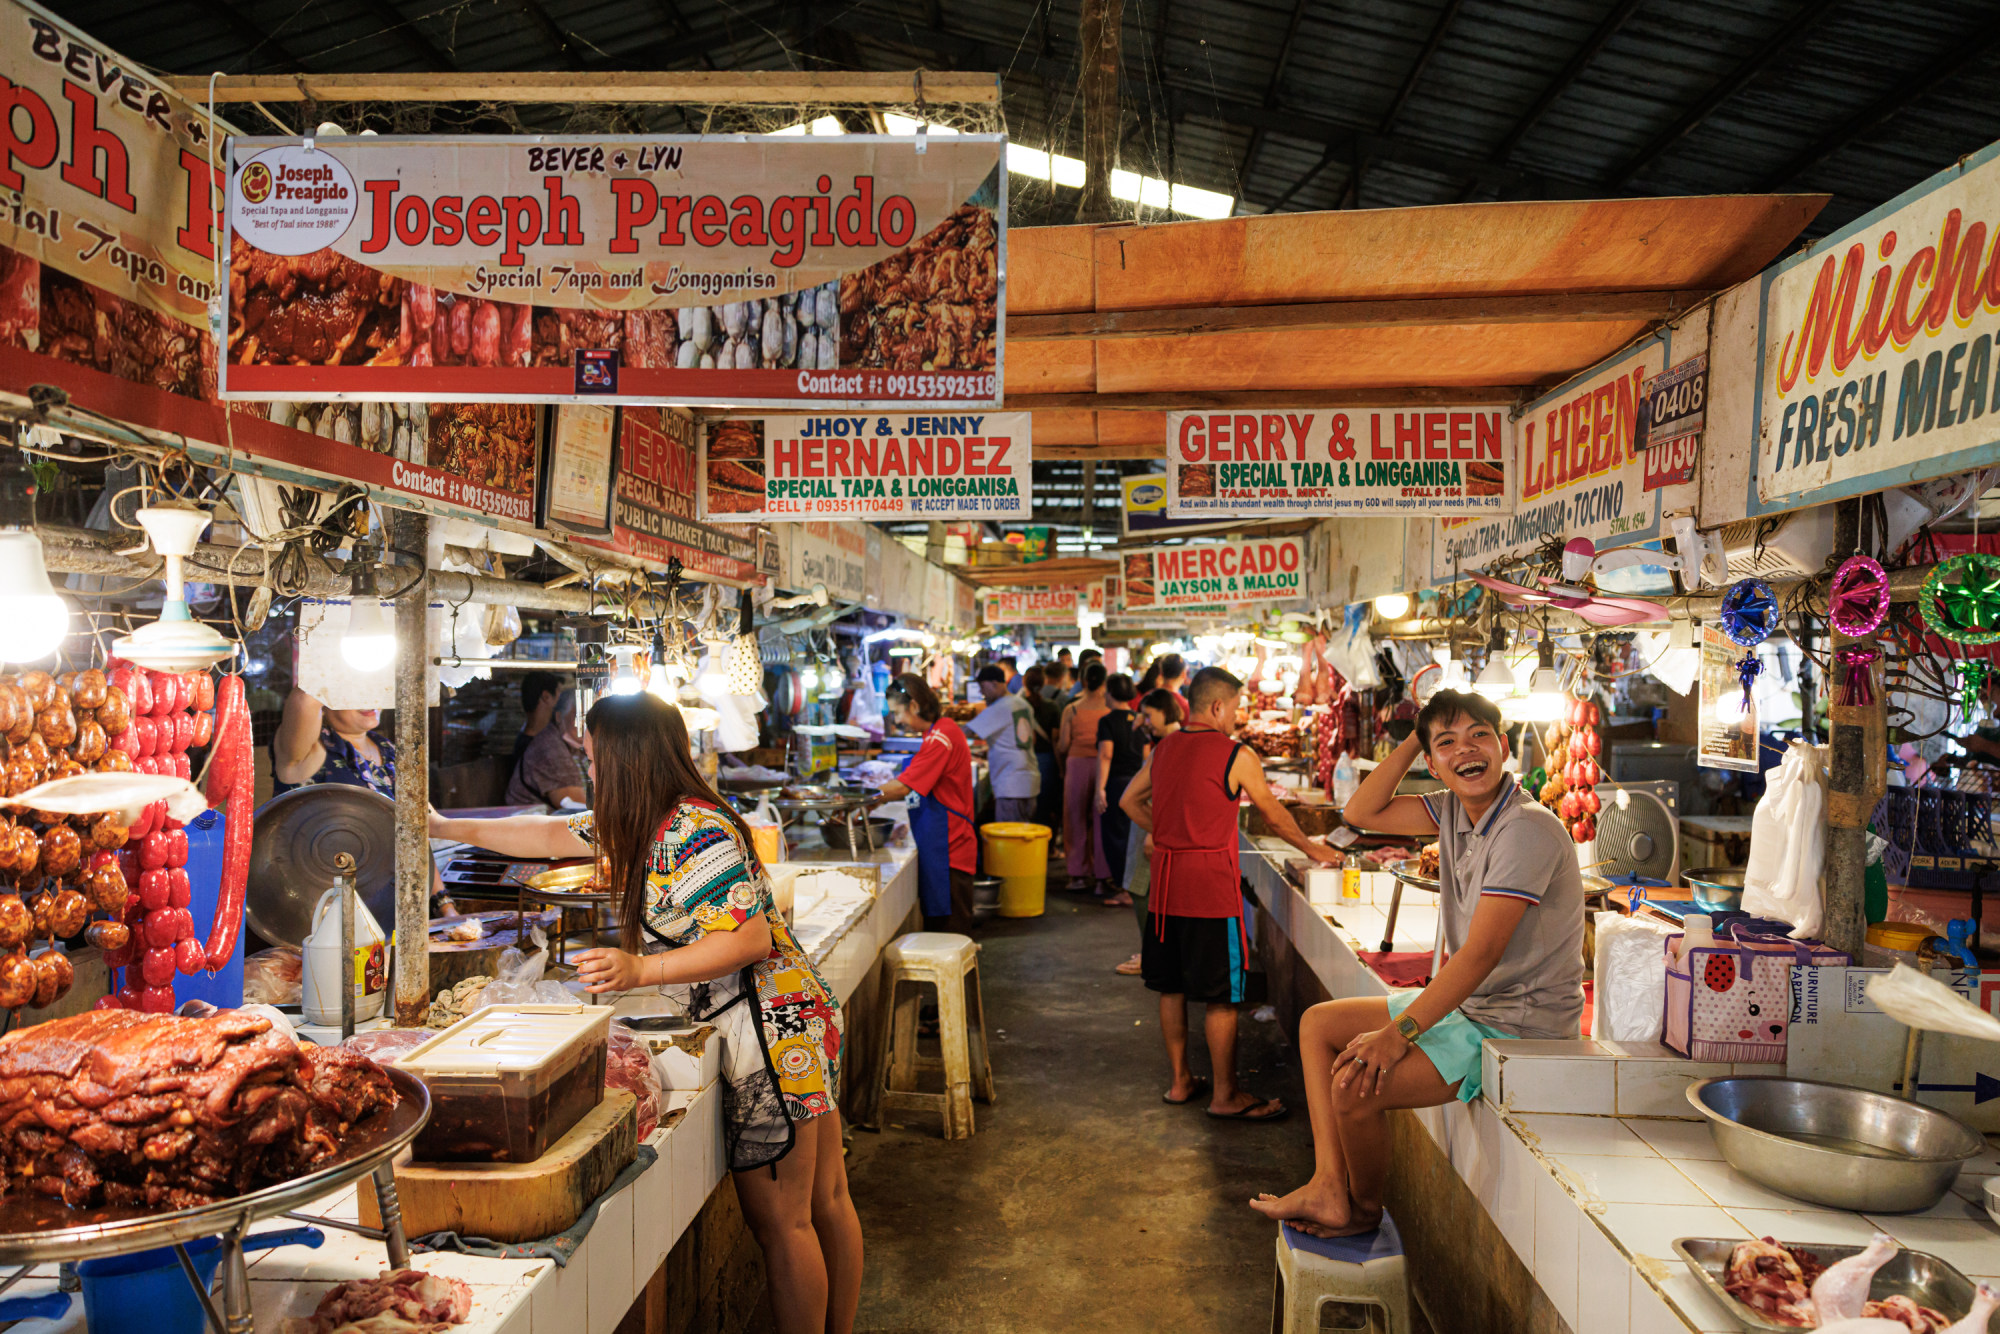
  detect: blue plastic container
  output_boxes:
[75,1225,321,1334]
[174,808,243,1010]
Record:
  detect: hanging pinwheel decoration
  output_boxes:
[1719,578,1780,710]
[1834,646,1879,707]
[1828,555,1890,638]
[1922,553,2000,646]
[1961,661,1991,725]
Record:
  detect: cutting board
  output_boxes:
[359,1091,637,1243]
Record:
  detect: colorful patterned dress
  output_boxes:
[568,800,842,1171]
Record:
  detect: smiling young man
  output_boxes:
[1249,689,1583,1237]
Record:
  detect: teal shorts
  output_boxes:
[1385,990,1516,1103]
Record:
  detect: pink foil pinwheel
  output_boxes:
[1828,554,1889,638]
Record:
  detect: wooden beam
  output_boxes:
[1009,289,1707,342]
[1033,443,1171,460]
[1007,386,1529,410]
[166,70,1001,105]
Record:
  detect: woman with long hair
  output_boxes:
[876,673,978,932]
[430,694,861,1334]
[1056,661,1113,894]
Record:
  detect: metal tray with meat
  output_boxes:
[1675,1234,1983,1331]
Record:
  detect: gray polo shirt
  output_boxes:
[1422,778,1585,1039]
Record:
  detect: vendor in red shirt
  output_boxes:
[878,673,978,933]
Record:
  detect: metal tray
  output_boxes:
[1391,867,1440,892]
[1674,1236,1977,1331]
[525,862,603,894]
[0,1066,429,1266]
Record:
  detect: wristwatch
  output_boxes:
[1395,1013,1423,1042]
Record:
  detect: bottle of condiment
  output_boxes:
[1341,852,1363,903]
[1678,913,1715,963]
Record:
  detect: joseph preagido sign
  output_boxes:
[220,133,1005,408]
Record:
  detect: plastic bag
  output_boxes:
[606,1031,662,1139]
[742,796,784,867]
[481,928,576,1006]
[342,1027,433,1063]
[243,946,303,1006]
[1865,963,2000,1042]
[1592,910,1677,1044]
[1741,740,1827,939]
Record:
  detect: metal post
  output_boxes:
[392,510,432,1027]
[372,1165,411,1268]
[1823,497,1879,960]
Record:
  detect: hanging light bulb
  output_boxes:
[1374,592,1411,620]
[1508,639,1566,722]
[111,504,238,670]
[1474,626,1514,699]
[605,644,643,695]
[340,596,396,672]
[0,434,67,664]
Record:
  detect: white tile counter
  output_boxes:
[5,844,919,1334]
[1241,833,2000,1333]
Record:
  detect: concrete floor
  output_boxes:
[845,884,1316,1334]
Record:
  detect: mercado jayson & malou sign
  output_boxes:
[219,132,1005,409]
[1120,536,1306,609]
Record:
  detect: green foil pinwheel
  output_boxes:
[1922,554,2000,646]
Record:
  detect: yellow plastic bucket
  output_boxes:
[981,822,1052,918]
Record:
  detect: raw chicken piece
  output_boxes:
[1944,1284,2000,1334]
[1812,1234,1901,1323]
[1862,1293,1950,1331]
[280,1268,472,1333]
[1723,1237,1814,1326]
[1815,1322,1933,1334]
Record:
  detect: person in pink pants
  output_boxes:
[1058,662,1113,891]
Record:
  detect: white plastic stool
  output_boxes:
[1271,1214,1410,1334]
[876,932,996,1139]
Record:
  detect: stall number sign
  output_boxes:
[1164,409,1512,517]
[1636,354,1706,492]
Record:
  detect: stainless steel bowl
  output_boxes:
[1683,865,1745,913]
[1687,1076,1984,1213]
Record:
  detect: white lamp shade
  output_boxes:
[0,533,68,663]
[1372,592,1410,620]
[340,598,396,672]
[1473,656,1515,699]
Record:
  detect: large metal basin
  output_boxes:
[1687,1077,1983,1213]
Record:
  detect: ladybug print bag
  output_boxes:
[1663,927,1849,1063]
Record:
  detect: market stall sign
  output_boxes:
[573,406,758,581]
[983,582,1105,625]
[1121,537,1305,609]
[781,521,868,603]
[219,134,1004,409]
[1637,353,1705,492]
[1431,337,1667,583]
[1753,139,2000,513]
[701,413,1030,521]
[1164,409,1514,517]
[1120,474,1241,538]
[0,1,548,528]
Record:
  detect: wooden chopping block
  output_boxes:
[360,1092,637,1243]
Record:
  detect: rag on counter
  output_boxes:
[408,1145,658,1266]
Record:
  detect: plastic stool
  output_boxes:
[1271,1213,1409,1334]
[876,932,996,1139]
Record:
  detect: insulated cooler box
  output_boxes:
[395,1004,611,1163]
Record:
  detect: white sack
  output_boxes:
[1741,739,1827,939]
[1593,910,1677,1044]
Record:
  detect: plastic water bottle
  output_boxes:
[1332,753,1358,807]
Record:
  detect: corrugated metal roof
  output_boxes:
[43,0,2000,234]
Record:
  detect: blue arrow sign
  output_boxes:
[1915,1071,2000,1103]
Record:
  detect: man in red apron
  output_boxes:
[1120,667,1341,1120]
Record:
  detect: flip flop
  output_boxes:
[1162,1076,1211,1105]
[1113,956,1143,975]
[1207,1097,1289,1122]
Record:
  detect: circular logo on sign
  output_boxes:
[239,161,272,204]
[230,146,359,257]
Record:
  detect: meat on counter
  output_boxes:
[281,1267,473,1334]
[0,1009,396,1209]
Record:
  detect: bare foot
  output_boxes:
[1164,1073,1210,1104]
[1209,1090,1286,1119]
[1249,1180,1352,1233]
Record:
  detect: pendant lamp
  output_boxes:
[111,506,237,671]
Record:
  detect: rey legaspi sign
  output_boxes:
[220,133,1004,408]
[1120,537,1305,609]
[1164,408,1513,517]
[701,412,1030,521]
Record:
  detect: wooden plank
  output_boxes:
[166,70,1000,105]
[1033,442,1166,459]
[958,557,1120,588]
[1009,289,1707,341]
[358,1092,637,1243]
[1007,386,1528,410]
